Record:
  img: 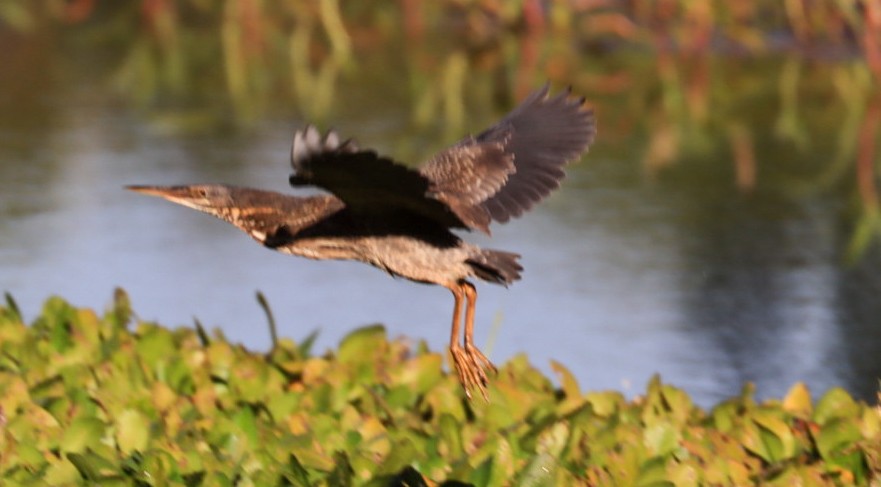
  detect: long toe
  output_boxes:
[466,344,497,376]
[451,345,496,401]
[451,346,490,401]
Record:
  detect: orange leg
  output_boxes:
[462,281,497,380]
[448,280,496,400]
[449,282,464,356]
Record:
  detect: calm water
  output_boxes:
[2,44,880,407]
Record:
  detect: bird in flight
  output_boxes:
[128,84,596,400]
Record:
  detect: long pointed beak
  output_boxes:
[125,185,179,198]
[125,185,207,211]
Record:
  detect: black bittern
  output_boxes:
[128,85,595,399]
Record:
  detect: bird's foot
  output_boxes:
[450,344,497,401]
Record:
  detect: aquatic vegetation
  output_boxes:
[1,290,879,484]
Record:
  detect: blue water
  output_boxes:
[2,53,879,408]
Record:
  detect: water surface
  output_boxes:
[2,42,879,407]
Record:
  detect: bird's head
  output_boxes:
[126,184,235,219]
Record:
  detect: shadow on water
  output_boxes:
[1,2,880,405]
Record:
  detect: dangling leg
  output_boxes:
[448,280,495,400]
[447,282,477,399]
[462,280,497,389]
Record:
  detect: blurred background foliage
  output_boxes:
[1,0,880,256]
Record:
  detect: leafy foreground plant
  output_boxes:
[1,292,879,486]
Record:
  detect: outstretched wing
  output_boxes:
[421,84,596,231]
[289,126,465,229]
[420,141,514,233]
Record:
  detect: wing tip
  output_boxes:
[479,84,595,224]
[290,125,359,169]
[532,82,595,124]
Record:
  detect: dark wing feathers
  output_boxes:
[446,84,596,224]
[423,141,513,204]
[289,126,465,228]
[420,140,514,232]
[289,86,595,233]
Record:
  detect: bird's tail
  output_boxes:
[467,249,523,286]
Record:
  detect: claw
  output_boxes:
[451,343,496,401]
[447,280,497,401]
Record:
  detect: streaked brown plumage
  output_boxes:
[128,84,596,399]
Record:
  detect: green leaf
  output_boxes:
[753,410,797,462]
[740,420,771,463]
[42,297,75,353]
[135,325,176,370]
[533,421,569,466]
[193,317,211,346]
[814,388,859,425]
[486,437,515,487]
[327,451,355,487]
[67,450,119,480]
[116,409,151,454]
[337,325,387,365]
[782,382,812,417]
[584,391,624,417]
[550,360,581,401]
[284,453,312,486]
[643,421,680,457]
[438,413,463,458]
[61,417,106,454]
[298,329,320,359]
[377,436,420,477]
[816,418,862,461]
[3,291,22,323]
[470,457,492,486]
[392,353,443,396]
[44,457,82,484]
[516,452,558,487]
[636,456,672,486]
[107,287,133,329]
[233,406,259,449]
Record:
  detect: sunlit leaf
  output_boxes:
[337,325,387,365]
[782,382,812,417]
[438,413,463,458]
[739,420,771,463]
[816,418,862,461]
[643,422,680,457]
[585,391,625,417]
[116,409,151,454]
[61,417,106,454]
[814,388,859,425]
[516,452,558,487]
[376,436,421,478]
[636,456,671,486]
[392,353,444,396]
[233,406,259,450]
[550,360,582,412]
[752,410,797,462]
[44,457,82,484]
[67,450,119,480]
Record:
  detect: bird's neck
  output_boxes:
[212,191,343,245]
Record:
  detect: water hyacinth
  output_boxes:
[0,290,879,484]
